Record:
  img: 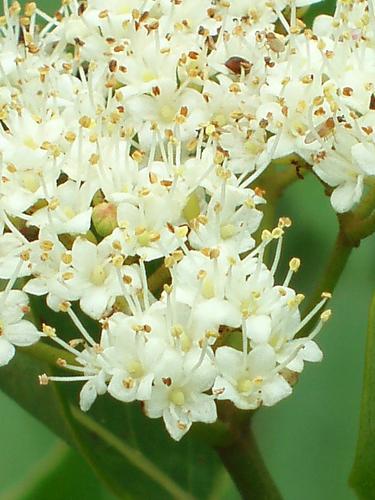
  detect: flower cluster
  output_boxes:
[2,0,370,440]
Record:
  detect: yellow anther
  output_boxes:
[112,255,124,268]
[42,324,56,337]
[321,309,332,322]
[272,227,284,239]
[289,257,301,273]
[261,229,272,241]
[38,374,49,386]
[172,325,184,337]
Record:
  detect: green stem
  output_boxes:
[215,405,282,500]
[216,420,282,500]
[301,180,375,330]
[302,231,353,318]
[353,183,375,219]
[255,164,304,258]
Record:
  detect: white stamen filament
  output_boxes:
[66,307,96,347]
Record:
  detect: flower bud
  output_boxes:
[92,202,118,237]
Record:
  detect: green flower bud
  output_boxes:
[92,202,118,237]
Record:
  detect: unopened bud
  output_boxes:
[92,202,118,237]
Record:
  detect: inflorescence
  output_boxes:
[0,0,373,440]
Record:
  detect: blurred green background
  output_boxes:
[1,0,374,499]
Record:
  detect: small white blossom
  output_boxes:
[0,290,40,366]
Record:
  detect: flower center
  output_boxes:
[136,227,160,247]
[21,171,40,193]
[237,378,254,394]
[142,70,157,83]
[159,104,176,122]
[127,360,144,378]
[244,140,264,155]
[202,276,215,299]
[23,137,38,150]
[90,265,107,286]
[220,223,237,240]
[212,112,228,127]
[63,206,76,219]
[170,389,185,406]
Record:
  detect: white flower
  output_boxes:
[23,230,77,310]
[188,185,263,257]
[312,129,372,213]
[0,233,30,280]
[28,180,96,234]
[105,313,167,402]
[61,238,121,319]
[0,290,40,366]
[80,370,108,412]
[144,348,217,441]
[213,345,292,410]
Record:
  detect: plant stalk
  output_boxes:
[302,231,353,317]
[216,423,282,500]
[215,406,282,500]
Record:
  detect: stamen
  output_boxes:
[3,211,29,244]
[139,260,150,309]
[283,257,300,287]
[0,258,24,305]
[270,234,284,275]
[115,268,138,316]
[308,309,332,340]
[66,307,97,347]
[189,340,209,375]
[43,375,95,383]
[272,344,305,376]
[295,293,332,336]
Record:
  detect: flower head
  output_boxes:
[0,0,353,440]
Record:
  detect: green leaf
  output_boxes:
[2,442,112,500]
[0,296,238,499]
[0,345,75,445]
[350,292,375,500]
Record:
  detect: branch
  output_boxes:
[215,406,282,500]
[301,231,353,320]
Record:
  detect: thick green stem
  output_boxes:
[302,231,353,317]
[216,421,282,500]
[215,406,282,500]
[353,183,375,219]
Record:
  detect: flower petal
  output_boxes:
[261,375,292,406]
[5,320,40,346]
[246,315,272,344]
[0,338,15,366]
